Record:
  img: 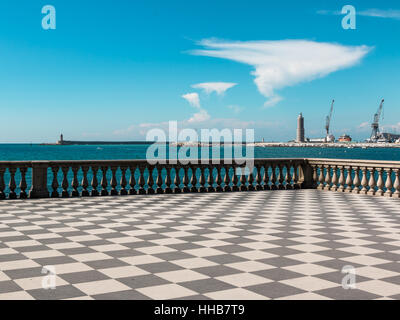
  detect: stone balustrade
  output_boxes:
[0,162,31,200]
[308,158,400,198]
[0,158,399,200]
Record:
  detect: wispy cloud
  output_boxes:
[382,122,400,132]
[317,8,400,20]
[192,82,237,95]
[181,92,200,108]
[357,121,370,131]
[316,9,341,16]
[227,105,243,114]
[190,39,371,108]
[113,118,281,138]
[181,92,210,123]
[359,9,400,19]
[188,109,210,123]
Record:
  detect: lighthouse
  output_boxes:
[296,113,305,143]
[58,134,64,145]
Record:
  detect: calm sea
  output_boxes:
[1,143,400,161]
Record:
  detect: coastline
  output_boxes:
[172,141,400,149]
[41,140,156,146]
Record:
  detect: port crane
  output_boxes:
[370,99,384,142]
[325,100,334,136]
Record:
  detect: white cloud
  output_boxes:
[382,123,400,132]
[359,9,400,19]
[316,10,340,16]
[227,105,243,114]
[113,125,136,136]
[181,92,211,123]
[192,82,237,95]
[113,117,281,138]
[181,92,200,108]
[190,39,371,107]
[188,109,210,123]
[357,121,370,130]
[317,8,400,20]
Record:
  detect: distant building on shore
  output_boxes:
[296,113,305,143]
[52,134,153,146]
[338,134,352,142]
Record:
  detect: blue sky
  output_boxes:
[0,0,400,142]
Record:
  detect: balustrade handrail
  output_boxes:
[307,158,400,169]
[2,158,400,166]
[0,158,400,200]
[0,158,307,165]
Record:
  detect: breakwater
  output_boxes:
[173,141,400,149]
[42,140,155,146]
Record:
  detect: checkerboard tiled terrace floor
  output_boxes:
[1,189,400,300]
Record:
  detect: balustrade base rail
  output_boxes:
[0,158,399,200]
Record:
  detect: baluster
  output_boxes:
[100,166,109,196]
[360,167,368,195]
[263,165,270,190]
[312,165,318,188]
[120,166,128,196]
[50,166,59,198]
[331,166,338,191]
[215,166,223,192]
[147,166,155,194]
[345,166,353,193]
[285,164,293,190]
[324,165,331,191]
[71,166,80,197]
[393,169,400,198]
[190,167,198,192]
[338,166,345,192]
[353,167,361,194]
[182,167,190,193]
[240,167,247,191]
[0,168,5,199]
[61,166,70,197]
[80,166,89,197]
[232,167,239,191]
[164,166,172,194]
[174,167,181,193]
[247,167,255,191]
[223,166,231,192]
[155,167,163,194]
[293,164,300,189]
[137,166,146,195]
[91,166,99,196]
[255,165,262,191]
[317,165,325,190]
[270,164,277,190]
[207,166,215,192]
[367,168,376,195]
[129,166,137,195]
[199,166,206,192]
[109,166,118,196]
[384,168,393,197]
[375,168,384,196]
[8,167,17,199]
[19,167,28,199]
[277,164,284,190]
